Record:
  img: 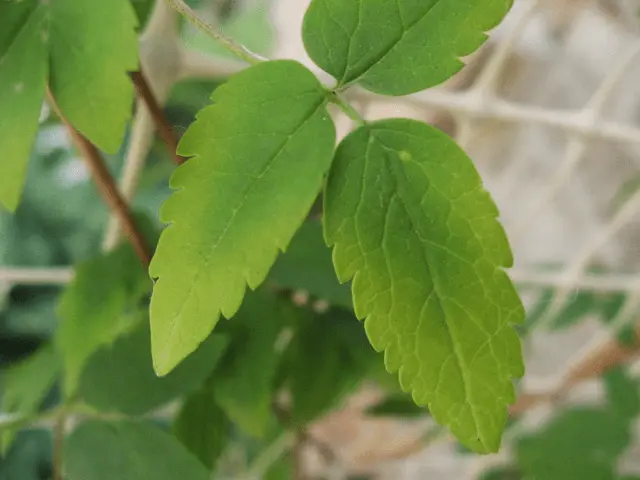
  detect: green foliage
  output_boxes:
[0,0,138,211]
[516,370,639,480]
[78,318,229,416]
[302,0,513,95]
[324,119,524,453]
[1,345,60,452]
[0,0,529,472]
[56,244,150,397]
[604,367,640,421]
[64,420,209,480]
[0,430,52,480]
[270,220,352,309]
[516,408,630,480]
[366,394,427,418]
[212,291,290,437]
[149,60,336,376]
[287,308,374,425]
[173,384,230,470]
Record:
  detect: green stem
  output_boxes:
[329,92,366,125]
[166,0,264,65]
[243,431,295,479]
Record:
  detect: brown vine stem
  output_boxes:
[46,91,153,266]
[52,414,66,480]
[130,69,185,165]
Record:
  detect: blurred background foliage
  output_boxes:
[2,0,640,479]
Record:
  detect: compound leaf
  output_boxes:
[150,60,336,376]
[65,420,209,480]
[324,118,524,453]
[302,0,513,95]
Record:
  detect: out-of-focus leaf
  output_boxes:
[173,384,230,470]
[1,345,61,453]
[265,455,291,480]
[79,317,229,416]
[130,0,155,28]
[56,243,151,397]
[366,394,427,418]
[516,408,630,480]
[551,291,599,329]
[479,466,522,480]
[64,420,209,480]
[288,309,372,425]
[213,291,292,437]
[0,430,52,480]
[604,367,640,420]
[270,220,352,309]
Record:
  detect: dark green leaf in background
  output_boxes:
[64,420,209,480]
[604,367,640,421]
[78,318,229,416]
[366,393,428,418]
[56,243,150,397]
[516,408,630,480]
[213,291,291,437]
[270,220,352,309]
[288,309,373,425]
[324,118,524,453]
[302,0,513,95]
[1,345,60,453]
[173,384,230,470]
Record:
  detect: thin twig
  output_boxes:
[130,69,185,165]
[166,0,264,65]
[52,414,66,480]
[46,91,153,266]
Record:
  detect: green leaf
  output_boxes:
[48,0,138,151]
[516,408,630,480]
[288,309,372,425]
[78,318,229,416]
[551,291,599,330]
[56,244,150,397]
[324,118,524,453]
[302,0,512,95]
[64,420,209,480]
[366,394,427,418]
[150,60,336,375]
[0,0,138,210]
[604,367,640,420]
[173,384,230,470]
[0,5,47,211]
[1,345,61,453]
[269,220,352,309]
[213,291,290,437]
[0,430,52,480]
